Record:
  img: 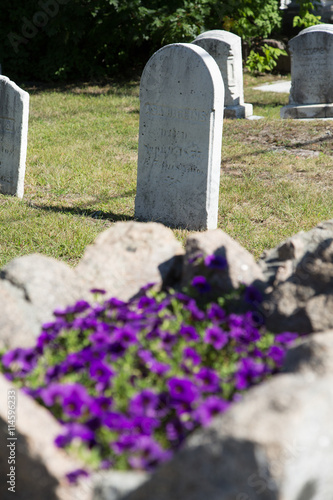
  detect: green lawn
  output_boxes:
[0,73,332,268]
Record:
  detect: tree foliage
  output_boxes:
[0,0,283,81]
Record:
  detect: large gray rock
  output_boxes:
[0,373,91,500]
[76,221,184,300]
[258,220,333,333]
[92,333,333,500]
[182,229,264,294]
[1,253,84,325]
[0,280,40,350]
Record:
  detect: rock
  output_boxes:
[95,334,333,500]
[75,221,184,300]
[1,254,84,326]
[259,220,333,333]
[258,219,333,288]
[0,280,40,350]
[282,330,333,377]
[0,373,91,500]
[182,229,264,294]
[92,471,149,500]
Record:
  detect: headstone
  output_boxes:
[192,30,253,119]
[0,76,29,198]
[281,25,333,119]
[135,43,224,230]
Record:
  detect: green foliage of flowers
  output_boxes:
[0,255,300,483]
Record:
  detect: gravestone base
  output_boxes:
[224,103,253,119]
[281,103,333,119]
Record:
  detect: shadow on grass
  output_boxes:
[22,77,140,97]
[31,204,133,222]
[223,134,332,163]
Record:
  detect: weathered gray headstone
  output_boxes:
[192,30,253,119]
[0,76,29,198]
[135,43,224,230]
[281,24,333,119]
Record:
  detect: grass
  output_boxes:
[0,72,332,268]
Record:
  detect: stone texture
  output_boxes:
[0,76,29,198]
[1,253,84,325]
[135,43,224,230]
[0,280,40,350]
[93,334,333,500]
[192,30,253,119]
[92,471,149,500]
[0,373,91,500]
[75,221,184,301]
[182,229,264,294]
[281,25,333,119]
[258,219,333,333]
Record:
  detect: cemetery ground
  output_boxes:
[0,72,332,268]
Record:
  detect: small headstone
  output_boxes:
[192,30,253,119]
[0,76,29,198]
[135,43,224,230]
[281,25,333,119]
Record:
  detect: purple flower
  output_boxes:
[89,361,115,384]
[244,285,263,305]
[132,415,160,435]
[2,348,24,369]
[128,436,172,471]
[235,358,266,390]
[103,412,132,431]
[138,349,154,363]
[185,300,205,321]
[66,468,89,484]
[207,303,227,322]
[275,332,299,345]
[179,324,200,342]
[129,390,160,418]
[54,300,90,317]
[2,347,37,374]
[168,377,199,404]
[166,417,186,443]
[204,254,227,270]
[149,360,170,376]
[183,347,201,366]
[267,345,285,367]
[62,384,92,418]
[89,396,113,417]
[112,434,137,454]
[195,367,220,392]
[191,275,211,293]
[113,326,137,347]
[137,296,156,310]
[195,396,230,426]
[55,423,95,448]
[107,341,127,360]
[90,288,106,295]
[36,331,56,351]
[204,326,228,349]
[161,331,177,351]
[40,383,66,406]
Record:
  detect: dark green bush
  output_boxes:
[0,0,283,82]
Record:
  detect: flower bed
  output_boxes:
[0,254,299,483]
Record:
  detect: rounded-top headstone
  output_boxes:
[192,30,243,107]
[289,24,333,105]
[0,76,29,198]
[135,43,224,230]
